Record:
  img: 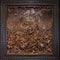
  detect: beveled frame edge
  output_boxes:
[0,0,59,60]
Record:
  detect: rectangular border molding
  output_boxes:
[0,0,59,60]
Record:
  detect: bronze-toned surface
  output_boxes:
[7,6,53,55]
